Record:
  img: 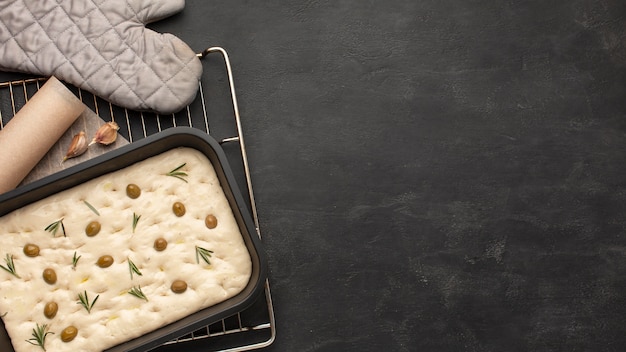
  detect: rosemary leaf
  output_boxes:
[128,285,148,301]
[166,163,188,183]
[132,213,141,233]
[44,218,66,237]
[128,257,142,279]
[72,251,81,269]
[25,323,53,351]
[0,254,20,278]
[195,246,214,265]
[83,200,100,216]
[77,291,99,313]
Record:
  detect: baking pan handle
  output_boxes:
[196,47,242,144]
[196,46,261,235]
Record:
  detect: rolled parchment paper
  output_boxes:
[0,77,85,194]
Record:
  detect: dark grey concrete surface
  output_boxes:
[3,1,626,351]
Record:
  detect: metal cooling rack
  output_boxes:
[0,47,275,352]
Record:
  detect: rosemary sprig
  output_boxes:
[72,251,81,269]
[128,285,148,301]
[128,257,142,279]
[45,218,66,237]
[132,213,141,233]
[166,163,188,183]
[25,323,53,351]
[83,200,100,216]
[0,254,20,278]
[195,246,214,265]
[77,290,99,313]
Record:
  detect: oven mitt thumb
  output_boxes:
[0,0,202,114]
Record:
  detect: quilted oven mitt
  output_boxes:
[0,0,202,114]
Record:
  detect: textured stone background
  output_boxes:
[3,1,626,351]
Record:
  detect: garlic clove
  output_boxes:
[62,131,88,162]
[90,121,119,146]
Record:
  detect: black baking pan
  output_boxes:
[0,127,267,352]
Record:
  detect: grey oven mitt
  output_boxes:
[0,0,202,114]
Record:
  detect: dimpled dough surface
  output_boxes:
[0,148,252,352]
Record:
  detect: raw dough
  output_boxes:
[0,147,252,352]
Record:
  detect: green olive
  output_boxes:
[171,280,187,294]
[43,302,58,319]
[60,325,78,342]
[97,255,114,268]
[154,238,168,251]
[205,214,218,229]
[42,268,57,284]
[126,184,141,199]
[23,243,40,257]
[172,202,186,217]
[85,221,101,237]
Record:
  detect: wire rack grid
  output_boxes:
[0,47,275,352]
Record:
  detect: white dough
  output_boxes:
[0,148,252,352]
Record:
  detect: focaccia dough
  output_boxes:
[0,148,252,352]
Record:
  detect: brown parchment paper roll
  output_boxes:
[0,77,85,194]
